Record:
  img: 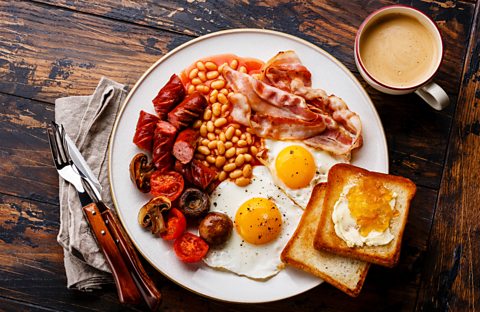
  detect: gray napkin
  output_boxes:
[55,77,126,290]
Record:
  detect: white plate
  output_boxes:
[109,29,388,303]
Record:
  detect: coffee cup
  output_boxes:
[354,5,449,110]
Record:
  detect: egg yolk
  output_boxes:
[235,198,282,245]
[275,145,316,189]
[347,176,398,237]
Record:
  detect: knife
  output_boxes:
[50,122,161,311]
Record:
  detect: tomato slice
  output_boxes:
[160,208,186,241]
[173,232,209,263]
[150,171,184,201]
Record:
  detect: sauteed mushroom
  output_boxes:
[138,196,171,234]
[179,188,210,218]
[130,153,156,192]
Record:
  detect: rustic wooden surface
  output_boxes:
[0,0,478,311]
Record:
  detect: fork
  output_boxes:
[47,122,143,305]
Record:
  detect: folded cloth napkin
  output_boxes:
[55,77,126,290]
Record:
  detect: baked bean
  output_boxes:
[205,61,217,70]
[201,139,210,146]
[206,155,216,164]
[225,142,233,149]
[203,109,212,121]
[221,104,229,114]
[219,132,226,143]
[235,129,242,136]
[201,85,210,94]
[206,121,214,132]
[246,133,252,144]
[189,68,199,79]
[214,117,227,128]
[244,154,253,162]
[230,59,238,70]
[187,84,195,94]
[223,163,236,172]
[232,136,239,144]
[207,71,219,80]
[207,133,216,141]
[235,177,250,187]
[200,124,207,137]
[192,119,202,129]
[211,80,225,90]
[232,123,241,129]
[218,171,227,181]
[225,126,235,140]
[217,141,225,154]
[250,146,258,155]
[191,78,202,85]
[240,133,246,140]
[220,88,229,95]
[215,156,226,168]
[242,164,252,177]
[228,92,234,98]
[212,103,221,116]
[239,66,247,73]
[214,129,221,134]
[197,146,210,155]
[225,147,236,158]
[218,93,228,105]
[236,147,248,155]
[237,139,248,147]
[198,71,207,82]
[246,127,254,133]
[229,169,242,179]
[218,62,227,73]
[234,154,245,167]
[196,61,206,71]
[210,89,218,98]
[208,140,217,149]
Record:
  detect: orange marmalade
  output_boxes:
[346,176,397,236]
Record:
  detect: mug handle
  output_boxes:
[414,82,450,110]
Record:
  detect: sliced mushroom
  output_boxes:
[138,196,171,234]
[130,153,156,193]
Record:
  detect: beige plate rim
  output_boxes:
[108,28,389,303]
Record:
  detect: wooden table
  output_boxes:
[1,0,478,311]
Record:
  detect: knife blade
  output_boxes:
[64,134,103,195]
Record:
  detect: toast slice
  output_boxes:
[314,164,416,267]
[281,183,370,297]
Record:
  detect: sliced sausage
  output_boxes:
[173,128,199,164]
[152,121,177,171]
[152,74,185,119]
[167,92,207,129]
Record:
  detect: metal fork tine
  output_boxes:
[59,124,72,163]
[47,127,60,167]
[51,121,68,164]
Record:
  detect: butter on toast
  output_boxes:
[314,164,416,267]
[281,183,370,297]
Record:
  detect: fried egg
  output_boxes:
[264,139,348,209]
[203,166,302,279]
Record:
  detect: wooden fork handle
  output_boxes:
[83,203,141,305]
[99,203,162,311]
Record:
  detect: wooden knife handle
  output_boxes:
[83,203,141,305]
[100,203,162,311]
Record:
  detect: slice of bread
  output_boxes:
[281,183,370,297]
[314,164,416,267]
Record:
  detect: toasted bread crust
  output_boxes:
[314,164,416,267]
[281,183,369,297]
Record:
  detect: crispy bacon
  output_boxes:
[152,121,177,171]
[223,52,362,155]
[133,110,160,152]
[152,74,186,119]
[259,50,312,91]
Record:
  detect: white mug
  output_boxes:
[354,5,449,110]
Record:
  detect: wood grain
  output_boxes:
[416,2,480,311]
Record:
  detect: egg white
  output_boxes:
[203,166,303,280]
[264,139,348,209]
